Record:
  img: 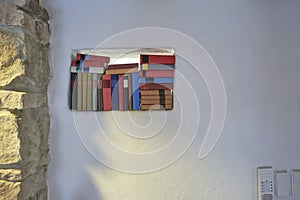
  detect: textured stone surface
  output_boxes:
[0,30,25,88]
[0,90,47,109]
[19,167,47,200]
[0,180,20,200]
[0,169,21,182]
[0,0,50,199]
[0,2,50,44]
[0,110,21,165]
[0,28,51,92]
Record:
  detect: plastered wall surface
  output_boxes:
[42,0,300,199]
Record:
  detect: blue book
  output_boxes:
[131,72,140,110]
[139,77,174,84]
[111,75,119,110]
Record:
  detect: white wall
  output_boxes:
[42,0,300,199]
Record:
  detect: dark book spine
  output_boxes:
[97,74,103,111]
[118,75,124,111]
[139,83,173,90]
[123,76,129,111]
[111,75,119,110]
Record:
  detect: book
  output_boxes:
[70,73,77,109]
[132,72,140,110]
[140,90,172,96]
[139,83,173,90]
[87,73,93,111]
[141,64,175,71]
[105,68,139,75]
[123,76,129,111]
[97,74,103,111]
[126,74,132,110]
[111,75,119,110]
[77,73,83,110]
[139,77,174,84]
[102,75,112,110]
[140,99,172,105]
[140,54,175,64]
[139,70,174,78]
[140,94,172,100]
[107,63,138,70]
[118,74,124,110]
[141,104,173,110]
[80,60,107,67]
[92,74,98,111]
[76,53,110,63]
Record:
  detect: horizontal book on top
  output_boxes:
[76,53,110,63]
[140,54,175,64]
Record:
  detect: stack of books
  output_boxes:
[69,52,175,111]
[139,54,175,110]
[69,53,110,111]
[103,63,140,111]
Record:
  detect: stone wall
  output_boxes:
[0,0,50,199]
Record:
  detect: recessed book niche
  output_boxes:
[69,48,175,111]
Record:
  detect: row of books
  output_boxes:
[139,54,174,110]
[69,53,175,111]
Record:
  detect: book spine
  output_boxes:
[105,68,139,75]
[77,73,83,110]
[140,55,175,64]
[132,72,140,110]
[118,75,124,110]
[140,99,172,105]
[141,104,173,110]
[111,75,119,110]
[139,83,173,90]
[85,55,110,62]
[69,73,77,109]
[107,63,138,70]
[140,89,172,96]
[102,75,111,110]
[139,77,173,84]
[92,73,98,111]
[81,60,105,67]
[97,74,103,111]
[139,70,174,78]
[79,67,104,74]
[140,94,172,100]
[128,74,132,110]
[87,73,93,111]
[141,64,175,71]
[123,76,129,110]
[82,73,88,110]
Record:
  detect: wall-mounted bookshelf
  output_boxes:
[69,48,175,111]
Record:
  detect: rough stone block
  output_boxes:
[0,90,47,109]
[0,2,50,44]
[0,29,51,92]
[0,110,21,165]
[0,30,25,89]
[0,180,21,200]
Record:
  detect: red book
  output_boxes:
[107,63,138,70]
[139,83,173,90]
[102,75,112,110]
[140,55,175,64]
[118,75,124,110]
[81,60,105,67]
[139,70,174,78]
